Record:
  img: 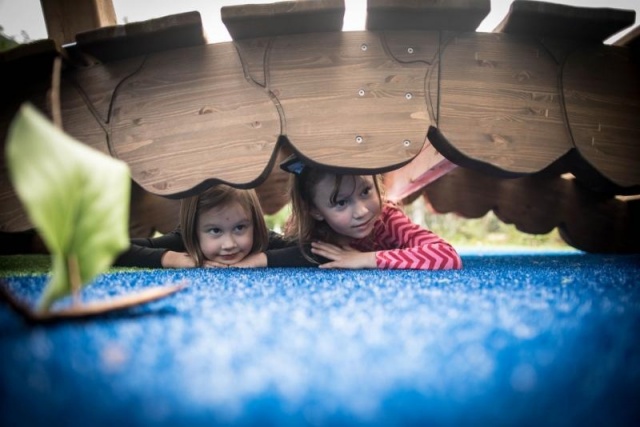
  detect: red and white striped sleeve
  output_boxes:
[374,206,462,270]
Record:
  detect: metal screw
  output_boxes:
[361,44,368,51]
[403,140,411,147]
[405,93,413,100]
[356,136,363,143]
[358,89,365,96]
[407,47,414,54]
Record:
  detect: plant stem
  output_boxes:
[68,254,81,307]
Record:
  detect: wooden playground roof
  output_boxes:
[1,0,639,253]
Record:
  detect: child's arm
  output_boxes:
[114,230,193,268]
[310,242,376,269]
[233,239,329,268]
[372,207,462,270]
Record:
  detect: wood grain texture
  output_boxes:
[563,45,640,191]
[268,31,429,171]
[493,0,635,42]
[436,32,571,175]
[0,41,58,232]
[109,43,281,197]
[60,58,146,156]
[222,0,344,40]
[366,0,490,32]
[74,11,206,63]
[423,167,640,253]
[40,0,117,46]
[128,181,180,238]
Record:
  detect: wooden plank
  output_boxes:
[108,43,281,197]
[40,0,117,47]
[563,45,640,192]
[60,57,146,156]
[128,181,180,238]
[435,32,571,176]
[0,41,60,233]
[74,11,206,63]
[366,0,490,32]
[268,31,430,172]
[423,167,640,253]
[493,0,636,42]
[613,26,640,63]
[222,0,344,40]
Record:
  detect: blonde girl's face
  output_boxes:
[311,175,381,241]
[197,201,254,265]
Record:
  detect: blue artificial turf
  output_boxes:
[1,252,639,426]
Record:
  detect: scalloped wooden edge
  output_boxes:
[0,280,187,324]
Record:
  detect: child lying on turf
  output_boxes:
[233,154,462,270]
[114,184,292,268]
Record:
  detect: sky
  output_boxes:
[0,0,638,45]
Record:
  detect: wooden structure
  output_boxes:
[0,0,639,253]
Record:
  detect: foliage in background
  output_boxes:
[0,26,19,52]
[6,104,131,311]
[403,200,569,249]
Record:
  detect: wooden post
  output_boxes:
[40,0,117,47]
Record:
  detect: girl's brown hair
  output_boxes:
[284,167,384,259]
[180,184,269,266]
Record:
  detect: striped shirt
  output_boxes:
[350,204,462,270]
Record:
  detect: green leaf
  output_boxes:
[6,103,131,311]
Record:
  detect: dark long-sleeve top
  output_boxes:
[114,204,459,270]
[114,229,324,268]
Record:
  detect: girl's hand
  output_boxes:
[202,260,231,268]
[230,252,268,268]
[161,251,197,268]
[311,241,376,269]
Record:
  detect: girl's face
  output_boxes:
[197,201,254,265]
[311,175,381,241]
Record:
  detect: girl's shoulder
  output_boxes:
[267,230,297,249]
[380,201,406,218]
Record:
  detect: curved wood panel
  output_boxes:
[564,45,640,191]
[422,167,640,253]
[494,0,636,42]
[435,32,571,175]
[366,0,490,32]
[222,0,344,40]
[128,181,180,238]
[110,43,281,197]
[60,58,146,156]
[268,31,429,172]
[0,41,58,232]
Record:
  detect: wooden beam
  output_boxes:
[40,0,117,47]
[493,0,635,42]
[422,167,640,253]
[366,0,490,32]
[221,0,345,40]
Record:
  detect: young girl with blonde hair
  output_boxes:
[115,184,289,268]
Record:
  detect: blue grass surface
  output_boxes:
[1,252,639,426]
